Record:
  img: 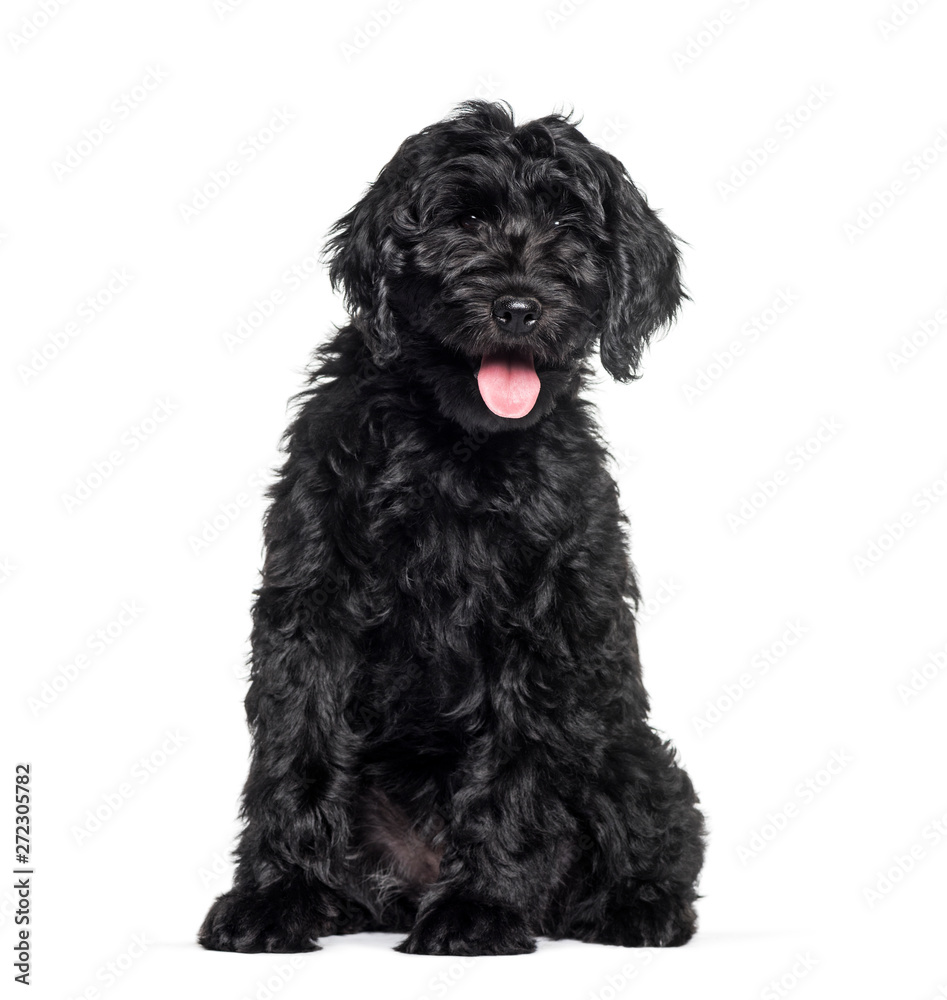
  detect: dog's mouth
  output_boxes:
[475,348,541,419]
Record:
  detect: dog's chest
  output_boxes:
[346,426,579,653]
[339,417,614,742]
[365,434,571,603]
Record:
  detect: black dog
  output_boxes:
[199,101,705,956]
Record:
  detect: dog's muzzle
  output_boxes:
[474,297,544,419]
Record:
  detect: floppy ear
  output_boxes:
[324,148,416,366]
[593,151,685,381]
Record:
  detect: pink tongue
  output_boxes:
[477,350,541,419]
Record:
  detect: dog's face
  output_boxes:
[326,101,684,433]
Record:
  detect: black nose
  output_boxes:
[492,296,542,335]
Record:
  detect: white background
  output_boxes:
[3,0,946,998]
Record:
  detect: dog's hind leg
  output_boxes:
[542,723,705,948]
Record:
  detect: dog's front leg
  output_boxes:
[199,584,364,952]
[394,737,573,956]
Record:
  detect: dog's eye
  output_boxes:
[457,214,484,231]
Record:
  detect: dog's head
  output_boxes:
[326,101,684,432]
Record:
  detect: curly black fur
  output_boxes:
[198,101,705,956]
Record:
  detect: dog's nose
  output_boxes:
[492,296,542,335]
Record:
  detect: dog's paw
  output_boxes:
[394,897,536,956]
[198,888,322,953]
[590,895,697,948]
